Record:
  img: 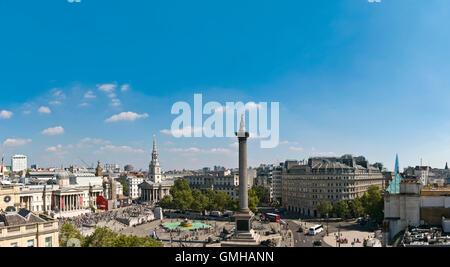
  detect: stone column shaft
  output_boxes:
[238,136,249,212]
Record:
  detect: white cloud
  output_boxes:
[84,90,96,99]
[0,110,13,119]
[105,112,149,123]
[95,145,145,154]
[41,126,65,136]
[45,144,72,156]
[229,142,239,148]
[121,84,130,92]
[52,89,66,99]
[289,146,304,151]
[160,126,204,136]
[97,83,117,93]
[3,138,32,147]
[168,147,231,154]
[49,101,61,105]
[77,138,111,148]
[110,99,121,107]
[280,141,299,145]
[169,147,201,153]
[45,144,63,152]
[38,106,51,114]
[79,102,89,107]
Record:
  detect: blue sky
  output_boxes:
[1,0,450,171]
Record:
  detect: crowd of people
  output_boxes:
[59,204,153,229]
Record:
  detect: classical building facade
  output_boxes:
[185,170,240,198]
[0,209,59,247]
[282,155,385,217]
[0,169,104,218]
[138,135,174,203]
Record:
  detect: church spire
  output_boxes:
[446,162,449,170]
[394,154,399,174]
[149,135,161,183]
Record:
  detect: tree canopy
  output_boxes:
[60,225,163,247]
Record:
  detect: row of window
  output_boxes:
[10,237,52,247]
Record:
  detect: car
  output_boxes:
[297,227,304,233]
[313,240,322,247]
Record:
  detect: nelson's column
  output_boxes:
[222,114,261,247]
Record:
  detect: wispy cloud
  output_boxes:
[3,138,32,147]
[41,126,65,136]
[160,126,204,136]
[168,147,232,154]
[95,145,145,154]
[77,137,111,148]
[0,110,13,119]
[110,99,121,107]
[49,101,62,105]
[289,146,304,151]
[121,84,130,92]
[84,90,96,99]
[38,106,51,114]
[97,83,117,93]
[105,111,149,123]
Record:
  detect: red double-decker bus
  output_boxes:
[265,213,281,223]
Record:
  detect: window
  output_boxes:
[27,239,34,247]
[45,237,52,247]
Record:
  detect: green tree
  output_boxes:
[253,186,269,204]
[59,223,84,247]
[204,189,217,211]
[82,226,163,247]
[113,234,163,247]
[213,191,233,211]
[231,188,259,213]
[248,189,259,213]
[83,226,118,247]
[120,180,129,196]
[170,178,191,194]
[363,185,384,223]
[170,178,194,212]
[191,189,209,212]
[172,190,194,212]
[316,200,333,218]
[348,197,364,218]
[333,200,350,219]
[160,195,173,209]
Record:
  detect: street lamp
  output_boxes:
[338,223,341,248]
[326,213,329,236]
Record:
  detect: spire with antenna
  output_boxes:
[394,154,399,174]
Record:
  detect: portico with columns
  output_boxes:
[138,135,174,204]
[52,188,91,218]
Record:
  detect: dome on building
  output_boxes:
[55,170,74,187]
[55,170,72,180]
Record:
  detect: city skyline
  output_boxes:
[2,0,450,170]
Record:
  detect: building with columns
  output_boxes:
[148,135,162,183]
[138,135,174,203]
[0,169,104,218]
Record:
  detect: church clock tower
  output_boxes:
[149,135,162,183]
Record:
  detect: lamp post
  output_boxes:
[338,223,341,248]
